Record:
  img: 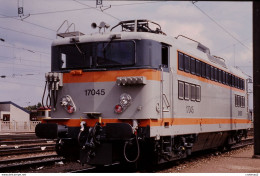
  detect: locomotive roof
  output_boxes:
[52,30,247,80]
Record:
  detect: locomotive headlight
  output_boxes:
[67,105,75,114]
[119,93,132,107]
[114,104,123,114]
[60,97,69,106]
[60,95,76,114]
[114,93,132,114]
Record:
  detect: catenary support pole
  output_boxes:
[253,1,260,159]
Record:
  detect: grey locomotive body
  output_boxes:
[36,20,251,166]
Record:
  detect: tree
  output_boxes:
[24,102,42,111]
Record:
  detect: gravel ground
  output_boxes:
[158,145,260,173]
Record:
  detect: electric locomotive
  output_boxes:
[36,19,251,166]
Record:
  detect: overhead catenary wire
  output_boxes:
[20,18,56,32]
[73,0,121,21]
[111,1,166,7]
[0,69,46,77]
[0,13,56,32]
[0,60,50,68]
[192,2,250,50]
[212,37,252,53]
[0,64,49,73]
[0,1,167,44]
[0,68,46,80]
[0,1,163,18]
[236,66,252,68]
[0,43,50,55]
[0,55,50,64]
[0,79,43,88]
[0,7,92,18]
[0,25,53,40]
[0,75,45,82]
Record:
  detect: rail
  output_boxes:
[0,154,64,171]
[0,145,55,156]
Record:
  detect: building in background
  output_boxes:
[0,101,30,122]
[0,101,36,132]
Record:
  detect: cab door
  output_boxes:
[161,44,172,120]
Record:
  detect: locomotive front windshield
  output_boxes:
[58,44,91,69]
[53,41,135,70]
[97,42,135,67]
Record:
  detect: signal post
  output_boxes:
[253,1,260,158]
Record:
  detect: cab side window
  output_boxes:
[161,44,169,69]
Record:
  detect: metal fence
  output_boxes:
[0,121,41,133]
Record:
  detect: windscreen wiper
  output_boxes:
[74,42,85,56]
[103,35,117,52]
[71,38,85,56]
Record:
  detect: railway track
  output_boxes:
[231,137,254,150]
[68,162,135,173]
[0,144,55,156]
[0,138,54,145]
[0,136,56,156]
[152,137,254,173]
[0,133,37,140]
[0,154,64,171]
[0,133,63,172]
[0,133,253,173]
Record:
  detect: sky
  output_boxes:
[0,0,253,108]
